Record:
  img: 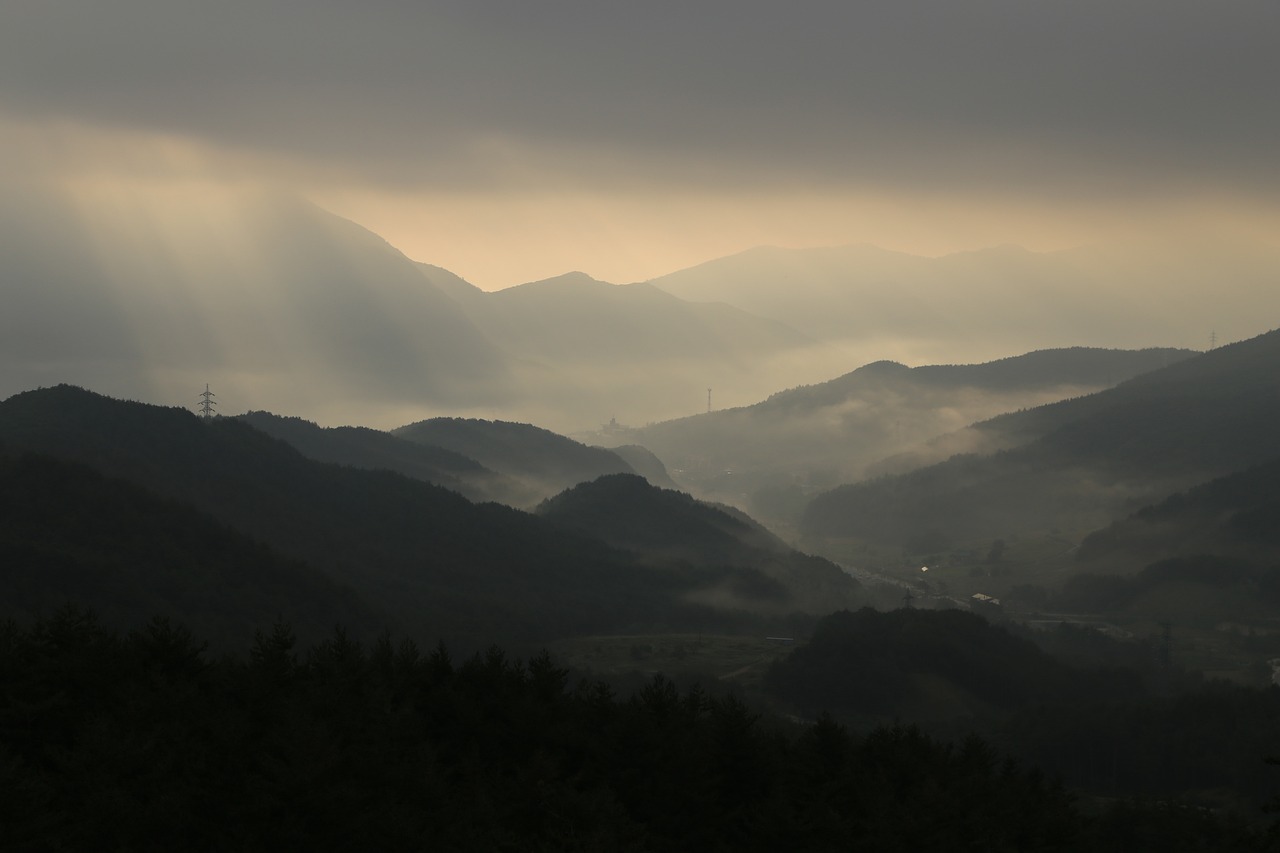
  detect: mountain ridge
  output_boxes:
[620,346,1194,518]
[801,328,1280,551]
[0,385,852,648]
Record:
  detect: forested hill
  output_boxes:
[0,386,821,649]
[625,346,1192,501]
[763,346,1193,409]
[764,608,1138,721]
[538,474,791,562]
[1075,456,1280,569]
[537,474,866,614]
[975,327,1280,457]
[393,416,639,503]
[13,609,1246,852]
[0,450,374,646]
[802,329,1280,549]
[236,410,537,506]
[763,608,1280,812]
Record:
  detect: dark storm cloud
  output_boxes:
[2,1,1277,194]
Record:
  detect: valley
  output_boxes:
[3,195,1280,846]
[6,4,1280,845]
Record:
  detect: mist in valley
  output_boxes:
[6,1,1280,846]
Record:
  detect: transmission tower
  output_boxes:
[707,387,712,414]
[198,384,217,420]
[1209,330,1217,350]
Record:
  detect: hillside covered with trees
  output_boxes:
[2,609,1268,852]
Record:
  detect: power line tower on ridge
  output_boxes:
[198,384,217,420]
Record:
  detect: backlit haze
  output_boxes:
[3,1,1279,430]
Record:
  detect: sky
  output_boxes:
[2,1,1279,289]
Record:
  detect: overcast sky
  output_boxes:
[3,1,1277,288]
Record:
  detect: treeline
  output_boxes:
[765,608,1142,718]
[3,608,1269,851]
[764,608,1280,814]
[1046,556,1280,627]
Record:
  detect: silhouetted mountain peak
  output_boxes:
[392,416,636,504]
[536,473,865,613]
[503,270,610,294]
[857,359,910,374]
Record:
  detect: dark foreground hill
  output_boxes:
[0,386,824,648]
[17,610,1251,852]
[764,608,1139,722]
[537,474,865,614]
[764,609,1280,815]
[0,450,373,646]
[802,329,1280,550]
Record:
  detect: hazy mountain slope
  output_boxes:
[801,329,1280,550]
[236,411,537,505]
[650,244,940,342]
[0,180,508,420]
[971,328,1280,472]
[2,178,830,435]
[604,444,679,490]
[0,450,375,646]
[536,474,864,614]
[624,347,1192,513]
[0,386,789,648]
[416,261,490,312]
[455,272,808,363]
[392,416,640,504]
[410,266,823,431]
[649,240,1280,358]
[1046,555,1280,631]
[1075,457,1280,570]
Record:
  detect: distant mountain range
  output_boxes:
[613,346,1193,517]
[421,266,807,365]
[801,327,1280,552]
[0,182,506,414]
[649,240,1280,357]
[5,178,1278,434]
[0,181,819,433]
[414,264,814,429]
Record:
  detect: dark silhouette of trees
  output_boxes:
[7,610,1262,850]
